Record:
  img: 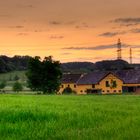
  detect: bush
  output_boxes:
[0,81,6,90]
[13,82,23,93]
[14,75,20,81]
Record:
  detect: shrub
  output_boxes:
[0,81,6,90]
[13,82,23,93]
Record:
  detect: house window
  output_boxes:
[107,90,110,93]
[114,90,116,93]
[119,90,122,93]
[106,81,110,87]
[80,90,83,93]
[68,85,70,87]
[112,81,117,88]
[61,85,64,88]
[102,90,105,92]
[74,85,76,88]
[92,84,95,88]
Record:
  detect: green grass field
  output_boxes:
[0,95,140,140]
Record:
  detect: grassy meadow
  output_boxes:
[0,95,140,140]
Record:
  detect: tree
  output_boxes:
[13,82,23,92]
[0,81,6,91]
[26,56,62,94]
[14,75,20,81]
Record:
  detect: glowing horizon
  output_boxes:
[0,0,140,63]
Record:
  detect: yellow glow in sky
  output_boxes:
[0,0,140,63]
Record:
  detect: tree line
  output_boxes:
[0,55,138,74]
[0,55,31,73]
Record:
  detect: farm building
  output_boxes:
[59,74,82,94]
[59,70,140,94]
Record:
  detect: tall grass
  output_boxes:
[0,95,140,140]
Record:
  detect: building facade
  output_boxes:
[59,70,140,94]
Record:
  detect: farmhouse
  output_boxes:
[59,73,82,93]
[59,70,140,94]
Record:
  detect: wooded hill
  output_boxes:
[0,55,139,73]
[0,55,31,73]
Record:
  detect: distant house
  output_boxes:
[59,70,140,94]
[59,74,82,93]
[76,72,123,94]
[115,70,140,93]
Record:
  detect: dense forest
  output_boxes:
[0,55,31,73]
[0,55,139,73]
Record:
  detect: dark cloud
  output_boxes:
[112,17,140,26]
[130,28,140,33]
[61,53,72,55]
[49,21,61,25]
[63,45,116,50]
[49,35,64,39]
[16,4,34,8]
[49,21,91,28]
[99,31,126,37]
[17,33,28,36]
[75,22,94,29]
[49,20,76,26]
[62,44,131,51]
[75,23,89,29]
[8,25,24,29]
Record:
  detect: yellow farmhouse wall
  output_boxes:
[123,84,140,86]
[59,74,140,94]
[76,74,123,94]
[59,83,77,93]
[76,85,94,95]
[98,74,123,94]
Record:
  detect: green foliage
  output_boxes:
[13,82,23,92]
[0,55,138,74]
[0,71,27,90]
[0,81,6,89]
[95,59,132,71]
[14,75,20,81]
[26,56,62,94]
[0,55,31,73]
[9,75,12,81]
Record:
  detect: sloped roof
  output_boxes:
[115,70,140,84]
[62,70,140,85]
[77,71,111,85]
[61,74,82,83]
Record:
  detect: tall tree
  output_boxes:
[26,56,62,94]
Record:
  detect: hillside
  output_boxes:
[0,55,31,73]
[61,59,136,73]
[61,62,95,73]
[0,71,27,91]
[0,55,139,74]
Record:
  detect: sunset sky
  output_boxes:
[0,0,140,63]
